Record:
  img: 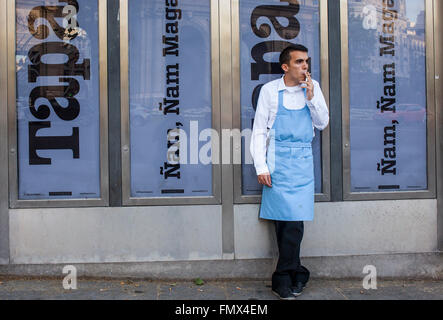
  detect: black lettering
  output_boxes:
[27,0,79,41]
[167,86,179,98]
[165,8,181,20]
[251,1,300,40]
[165,8,182,20]
[383,0,395,8]
[166,0,178,7]
[27,42,90,82]
[28,121,79,165]
[377,96,396,113]
[384,147,396,159]
[384,85,396,96]
[384,125,396,146]
[163,98,179,115]
[163,35,179,56]
[166,22,179,34]
[166,64,179,84]
[382,8,398,21]
[29,78,80,121]
[377,159,397,175]
[162,162,181,179]
[383,63,396,83]
[383,22,395,34]
[251,41,292,80]
[380,36,395,56]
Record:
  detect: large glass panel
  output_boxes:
[128,0,212,198]
[240,0,323,195]
[348,0,427,192]
[16,0,101,200]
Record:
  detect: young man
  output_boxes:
[250,45,329,300]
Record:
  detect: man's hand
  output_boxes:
[300,71,314,101]
[258,174,272,188]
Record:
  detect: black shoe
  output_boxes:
[272,287,297,300]
[291,282,306,297]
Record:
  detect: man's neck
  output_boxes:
[283,74,300,87]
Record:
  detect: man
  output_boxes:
[250,45,329,300]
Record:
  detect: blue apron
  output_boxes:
[259,89,314,222]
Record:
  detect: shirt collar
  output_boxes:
[278,76,303,93]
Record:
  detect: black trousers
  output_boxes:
[272,221,310,290]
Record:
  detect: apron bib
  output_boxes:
[259,89,315,222]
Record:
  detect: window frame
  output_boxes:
[340,0,437,201]
[232,0,331,204]
[7,0,110,208]
[119,0,222,206]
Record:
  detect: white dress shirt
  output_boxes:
[250,76,329,176]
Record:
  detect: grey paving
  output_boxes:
[0,277,441,300]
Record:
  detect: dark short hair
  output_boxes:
[279,44,308,67]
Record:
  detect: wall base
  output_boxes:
[0,252,441,280]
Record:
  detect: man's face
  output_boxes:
[282,50,309,84]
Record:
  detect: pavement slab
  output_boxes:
[0,277,441,300]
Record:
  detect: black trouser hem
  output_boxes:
[272,220,310,290]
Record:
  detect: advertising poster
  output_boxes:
[16,0,101,200]
[129,0,213,198]
[348,0,428,192]
[240,0,323,195]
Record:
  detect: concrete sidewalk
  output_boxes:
[0,277,441,300]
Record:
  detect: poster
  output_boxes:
[348,0,428,192]
[240,0,323,195]
[16,0,101,200]
[129,0,213,198]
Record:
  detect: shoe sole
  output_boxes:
[272,290,297,300]
[292,285,306,297]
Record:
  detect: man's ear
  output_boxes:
[281,64,289,73]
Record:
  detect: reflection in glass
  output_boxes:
[348,0,427,192]
[129,0,213,198]
[16,0,100,200]
[239,0,322,195]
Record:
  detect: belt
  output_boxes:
[274,141,312,148]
